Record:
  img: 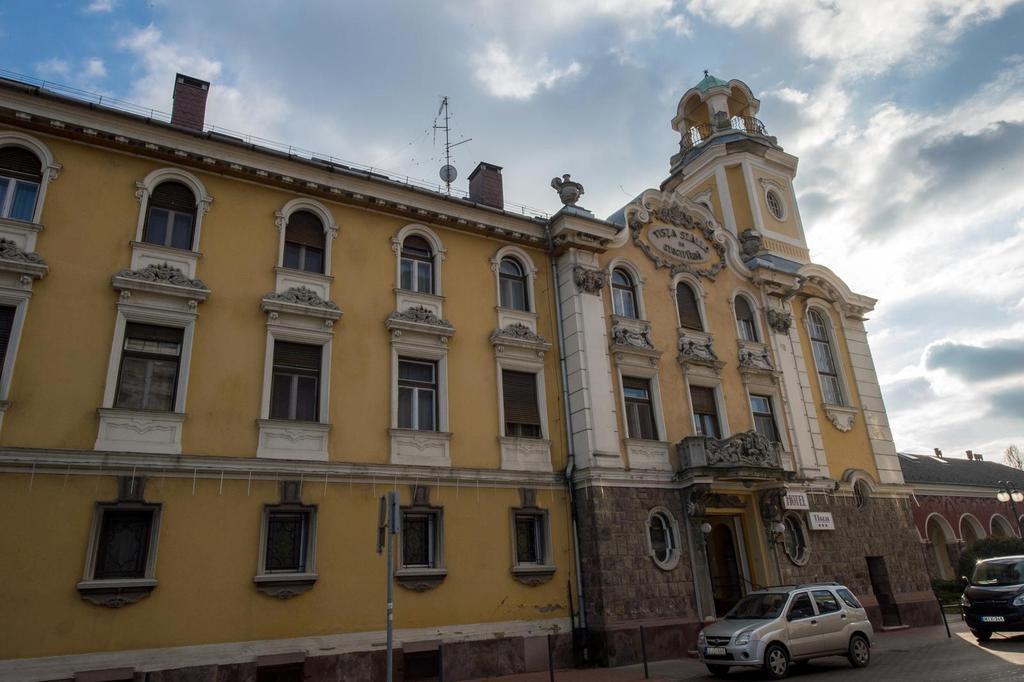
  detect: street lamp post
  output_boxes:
[995,480,1024,537]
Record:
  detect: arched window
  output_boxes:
[807,309,844,405]
[676,282,703,331]
[735,295,758,342]
[854,480,871,509]
[646,509,679,569]
[782,512,809,565]
[611,268,638,318]
[0,146,43,222]
[499,257,529,311]
[400,235,434,294]
[282,210,326,274]
[142,181,197,250]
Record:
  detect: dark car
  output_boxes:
[961,555,1024,641]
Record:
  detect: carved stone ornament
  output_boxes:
[512,565,556,586]
[677,334,719,366]
[387,306,454,330]
[611,321,655,350]
[825,406,857,432]
[0,238,46,265]
[573,265,607,295]
[253,575,317,599]
[739,229,764,260]
[766,309,793,334]
[114,262,208,290]
[490,323,550,349]
[78,582,156,608]
[738,346,774,372]
[395,569,448,592]
[263,286,339,310]
[551,174,585,207]
[679,429,782,471]
[627,201,726,280]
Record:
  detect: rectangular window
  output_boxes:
[144,207,194,250]
[93,508,155,580]
[502,370,542,439]
[270,341,321,421]
[114,323,183,411]
[0,305,15,371]
[283,242,324,274]
[690,385,721,439]
[264,509,312,573]
[623,377,658,440]
[401,511,438,568]
[811,340,843,405]
[750,394,780,442]
[398,359,437,431]
[0,176,40,222]
[400,258,434,294]
[514,512,546,565]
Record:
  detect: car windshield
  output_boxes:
[971,559,1024,586]
[725,593,789,619]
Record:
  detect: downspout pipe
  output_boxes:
[547,228,589,650]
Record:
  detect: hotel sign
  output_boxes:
[808,511,835,531]
[783,492,810,510]
[627,202,726,280]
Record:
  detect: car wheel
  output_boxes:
[974,629,992,642]
[762,643,790,679]
[848,633,870,668]
[706,664,730,677]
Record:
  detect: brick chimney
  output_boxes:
[934,448,943,458]
[468,162,504,210]
[966,450,974,461]
[171,73,210,132]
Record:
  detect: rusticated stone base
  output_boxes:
[586,619,704,668]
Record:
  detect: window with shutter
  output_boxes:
[270,341,322,421]
[622,377,657,440]
[0,146,42,221]
[690,385,721,438]
[115,323,183,411]
[143,181,197,250]
[676,282,703,331]
[282,210,326,274]
[735,296,758,342]
[503,370,541,438]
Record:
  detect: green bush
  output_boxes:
[958,537,1024,581]
[931,578,964,604]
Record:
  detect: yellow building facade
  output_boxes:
[0,72,938,680]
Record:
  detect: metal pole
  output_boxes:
[386,491,397,682]
[639,626,649,679]
[938,598,951,639]
[547,634,555,682]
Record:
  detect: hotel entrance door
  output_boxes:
[706,518,747,616]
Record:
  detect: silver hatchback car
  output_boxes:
[696,583,874,679]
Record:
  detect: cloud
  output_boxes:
[84,0,115,12]
[35,58,70,79]
[686,0,1023,77]
[990,385,1024,418]
[472,44,582,100]
[925,339,1024,382]
[83,58,107,79]
[665,14,694,37]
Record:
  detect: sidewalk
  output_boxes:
[464,619,970,682]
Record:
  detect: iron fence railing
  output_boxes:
[681,115,770,150]
[0,68,549,219]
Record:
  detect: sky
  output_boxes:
[1,0,1022,460]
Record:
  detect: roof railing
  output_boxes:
[681,114,772,151]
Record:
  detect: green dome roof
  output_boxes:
[696,72,729,93]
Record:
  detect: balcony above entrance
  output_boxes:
[678,430,783,479]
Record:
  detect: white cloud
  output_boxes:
[665,14,694,37]
[85,0,116,13]
[35,57,70,79]
[83,58,107,79]
[687,0,1023,76]
[472,44,582,100]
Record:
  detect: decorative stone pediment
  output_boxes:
[573,265,607,294]
[824,404,857,432]
[611,320,654,350]
[112,262,210,301]
[766,308,792,334]
[386,306,455,339]
[626,199,727,280]
[261,286,342,322]
[738,341,776,374]
[490,323,551,355]
[0,238,47,275]
[677,329,723,372]
[678,430,782,473]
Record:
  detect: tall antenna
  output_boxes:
[433,96,471,194]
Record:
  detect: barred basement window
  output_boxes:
[142,181,197,250]
[282,210,325,274]
[114,323,183,412]
[623,377,657,440]
[0,145,42,221]
[264,508,314,573]
[401,509,440,568]
[502,370,541,439]
[514,512,546,565]
[270,341,321,421]
[94,508,155,579]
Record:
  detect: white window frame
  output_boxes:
[782,511,810,566]
[607,258,646,320]
[491,245,538,314]
[731,290,763,343]
[78,501,162,590]
[670,273,708,332]
[645,506,681,570]
[748,392,782,442]
[804,302,851,407]
[497,360,549,440]
[0,132,60,226]
[397,357,440,431]
[686,378,730,439]
[510,508,553,568]
[399,507,445,570]
[256,503,318,577]
[0,290,30,413]
[616,369,667,444]
[392,224,446,296]
[990,514,1015,537]
[133,168,212,252]
[391,345,448,434]
[959,513,987,542]
[259,327,331,424]
[274,197,339,276]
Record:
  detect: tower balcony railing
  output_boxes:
[681,115,772,151]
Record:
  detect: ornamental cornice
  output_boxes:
[610,320,656,352]
[490,323,551,351]
[0,238,47,279]
[385,306,455,339]
[111,262,210,301]
[260,286,342,322]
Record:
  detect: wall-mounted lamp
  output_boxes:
[768,521,786,546]
[700,522,712,547]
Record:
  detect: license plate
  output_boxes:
[705,646,728,656]
[981,616,1005,623]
